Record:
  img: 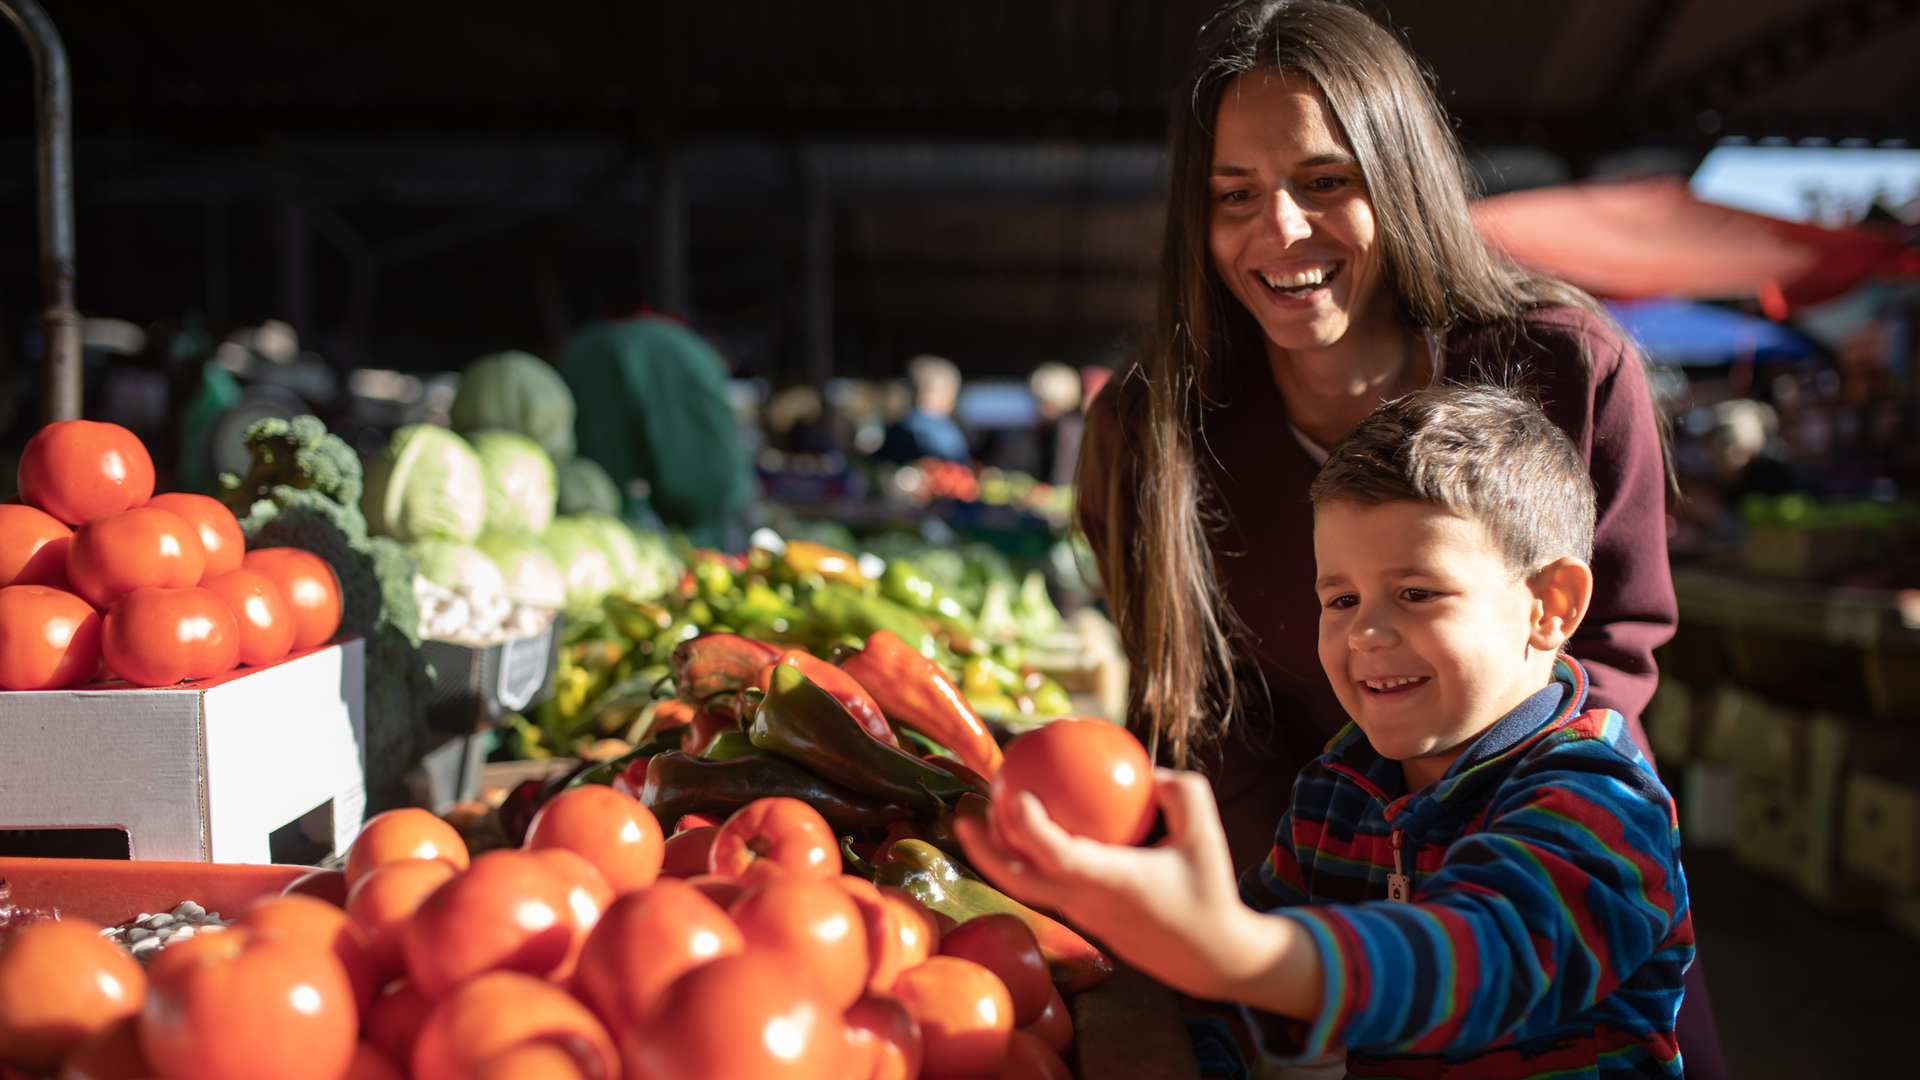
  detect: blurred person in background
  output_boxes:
[1029,361,1084,487]
[876,354,969,463]
[558,298,753,549]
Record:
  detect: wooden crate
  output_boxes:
[0,640,365,864]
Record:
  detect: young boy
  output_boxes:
[958,386,1692,1078]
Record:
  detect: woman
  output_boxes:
[1076,2,1722,1074]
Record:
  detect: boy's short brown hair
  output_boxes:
[1308,385,1596,576]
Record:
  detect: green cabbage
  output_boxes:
[450,351,577,462]
[474,529,566,609]
[556,455,623,517]
[541,515,619,617]
[408,538,506,597]
[362,424,487,543]
[469,429,559,534]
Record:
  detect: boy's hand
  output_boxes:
[955,768,1322,1018]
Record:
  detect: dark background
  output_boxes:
[0,0,1914,385]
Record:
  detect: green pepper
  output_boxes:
[873,839,1114,993]
[638,750,912,829]
[699,730,759,760]
[1024,674,1074,718]
[605,595,674,641]
[882,560,979,637]
[749,664,971,819]
[806,584,941,658]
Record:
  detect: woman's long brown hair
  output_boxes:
[1086,0,1604,767]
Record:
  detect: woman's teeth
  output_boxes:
[1260,266,1335,294]
[1364,676,1426,692]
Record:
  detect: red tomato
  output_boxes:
[622,951,845,1080]
[0,585,101,691]
[66,507,206,610]
[572,878,744,1032]
[889,956,1014,1079]
[346,858,460,986]
[878,884,944,953]
[403,849,574,997]
[101,586,239,686]
[524,784,665,895]
[138,930,357,1080]
[282,869,350,907]
[1019,985,1073,1057]
[237,894,377,1018]
[344,808,471,888]
[201,568,296,667]
[18,420,154,526]
[410,971,617,1080]
[683,874,745,910]
[471,1042,592,1080]
[755,651,897,746]
[0,918,146,1072]
[243,547,342,651]
[995,719,1156,846]
[362,982,434,1072]
[659,826,717,879]
[0,504,71,589]
[53,1014,150,1080]
[999,1029,1071,1080]
[342,1042,406,1080]
[144,492,245,579]
[682,707,735,756]
[839,876,933,998]
[940,914,1052,1027]
[728,878,869,1010]
[528,847,613,983]
[843,995,923,1080]
[708,797,839,883]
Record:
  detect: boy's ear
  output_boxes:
[1528,557,1593,652]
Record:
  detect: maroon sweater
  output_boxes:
[1079,306,1678,872]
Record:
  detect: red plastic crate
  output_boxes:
[0,856,322,926]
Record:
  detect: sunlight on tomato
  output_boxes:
[410,971,617,1080]
[890,956,1014,1079]
[138,931,356,1080]
[622,951,844,1080]
[728,877,869,1011]
[344,808,470,888]
[843,995,923,1080]
[0,918,146,1073]
[573,878,743,1033]
[995,718,1156,845]
[0,585,102,691]
[940,914,1051,1027]
[362,982,434,1073]
[347,859,460,987]
[101,586,239,686]
[528,847,613,983]
[525,784,665,896]
[201,568,296,667]
[242,548,342,651]
[237,894,377,1018]
[144,493,246,579]
[18,420,154,526]
[66,507,206,610]
[708,797,839,883]
[403,850,574,997]
[0,504,72,589]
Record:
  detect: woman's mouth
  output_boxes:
[1362,675,1428,695]
[1257,263,1339,299]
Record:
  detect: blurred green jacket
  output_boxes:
[558,316,752,548]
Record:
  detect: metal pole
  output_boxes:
[0,0,79,424]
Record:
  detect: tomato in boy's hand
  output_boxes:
[993,718,1156,846]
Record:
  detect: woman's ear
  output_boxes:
[1528,557,1593,652]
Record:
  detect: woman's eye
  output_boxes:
[1305,176,1347,193]
[1218,188,1252,205]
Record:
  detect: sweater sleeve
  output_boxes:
[1558,314,1678,730]
[1239,721,1692,1063]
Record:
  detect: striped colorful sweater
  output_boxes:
[1237,657,1693,1079]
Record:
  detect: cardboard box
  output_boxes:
[0,640,365,864]
[1842,772,1920,894]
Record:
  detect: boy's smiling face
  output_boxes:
[1313,499,1581,789]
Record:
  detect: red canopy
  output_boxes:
[1471,177,1916,310]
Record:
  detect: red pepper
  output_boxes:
[671,632,784,710]
[754,649,897,747]
[682,708,737,755]
[840,630,1004,779]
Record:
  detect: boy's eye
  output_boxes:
[1401,588,1436,602]
[1324,594,1357,610]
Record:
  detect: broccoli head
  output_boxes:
[219,415,363,511]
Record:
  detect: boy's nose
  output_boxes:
[1349,607,1399,650]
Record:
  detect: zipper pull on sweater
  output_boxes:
[1387,828,1411,902]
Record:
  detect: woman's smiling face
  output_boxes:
[1208,70,1389,353]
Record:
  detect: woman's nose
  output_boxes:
[1264,189,1313,245]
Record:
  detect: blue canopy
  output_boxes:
[1606,298,1819,367]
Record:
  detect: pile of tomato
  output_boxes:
[0,419,342,690]
[0,778,1091,1080]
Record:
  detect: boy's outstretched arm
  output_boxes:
[955,768,1325,1021]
